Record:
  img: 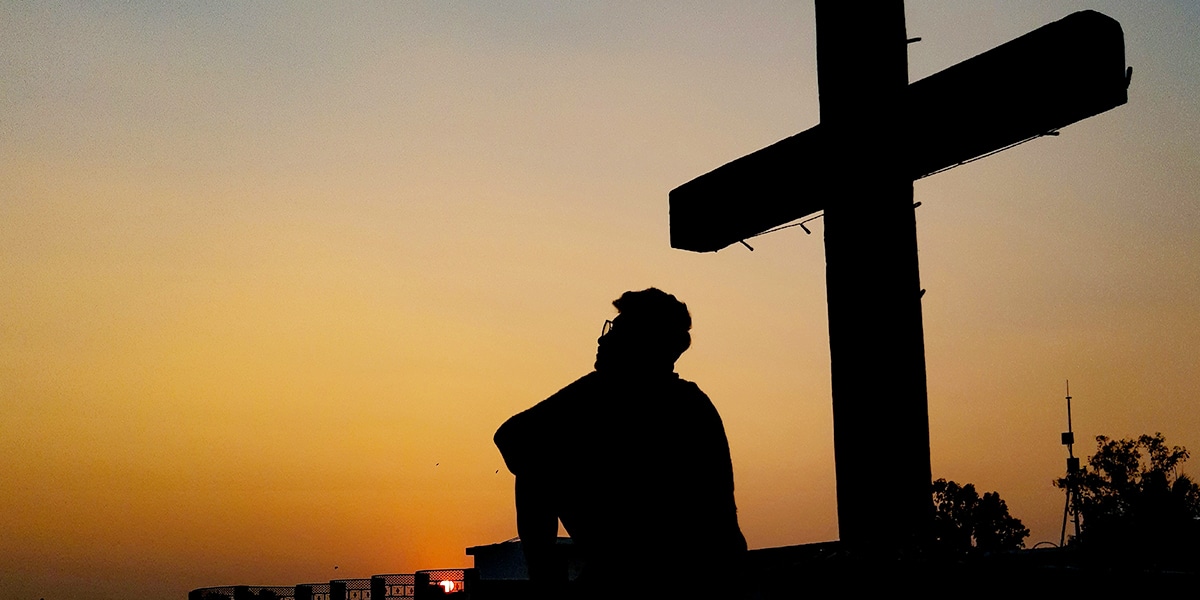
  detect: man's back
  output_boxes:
[495,370,746,577]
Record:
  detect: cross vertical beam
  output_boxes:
[816,0,932,549]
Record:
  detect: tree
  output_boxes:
[931,479,1029,555]
[1055,433,1200,567]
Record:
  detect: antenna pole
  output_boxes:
[1059,380,1081,546]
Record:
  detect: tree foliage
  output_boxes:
[1055,433,1200,567]
[931,479,1029,555]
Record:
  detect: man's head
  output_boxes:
[594,288,692,373]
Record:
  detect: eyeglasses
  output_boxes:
[601,319,614,337]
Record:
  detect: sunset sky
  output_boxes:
[3,1,1199,598]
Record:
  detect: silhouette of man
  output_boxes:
[494,288,746,598]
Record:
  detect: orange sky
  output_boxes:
[3,2,1199,598]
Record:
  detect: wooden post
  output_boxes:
[816,0,932,549]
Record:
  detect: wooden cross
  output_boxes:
[670,2,1129,549]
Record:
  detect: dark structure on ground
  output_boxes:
[670,2,1130,550]
[189,539,1197,599]
[190,571,463,600]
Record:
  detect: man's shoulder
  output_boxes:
[546,371,606,401]
[670,375,715,406]
[663,376,727,433]
[671,375,706,396]
[496,373,600,437]
[522,372,608,417]
[493,372,601,471]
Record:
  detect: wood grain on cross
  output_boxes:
[670,3,1129,549]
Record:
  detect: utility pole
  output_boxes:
[1060,380,1082,546]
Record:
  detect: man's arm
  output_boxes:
[495,408,568,594]
[515,474,566,596]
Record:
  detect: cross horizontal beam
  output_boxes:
[670,10,1128,253]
